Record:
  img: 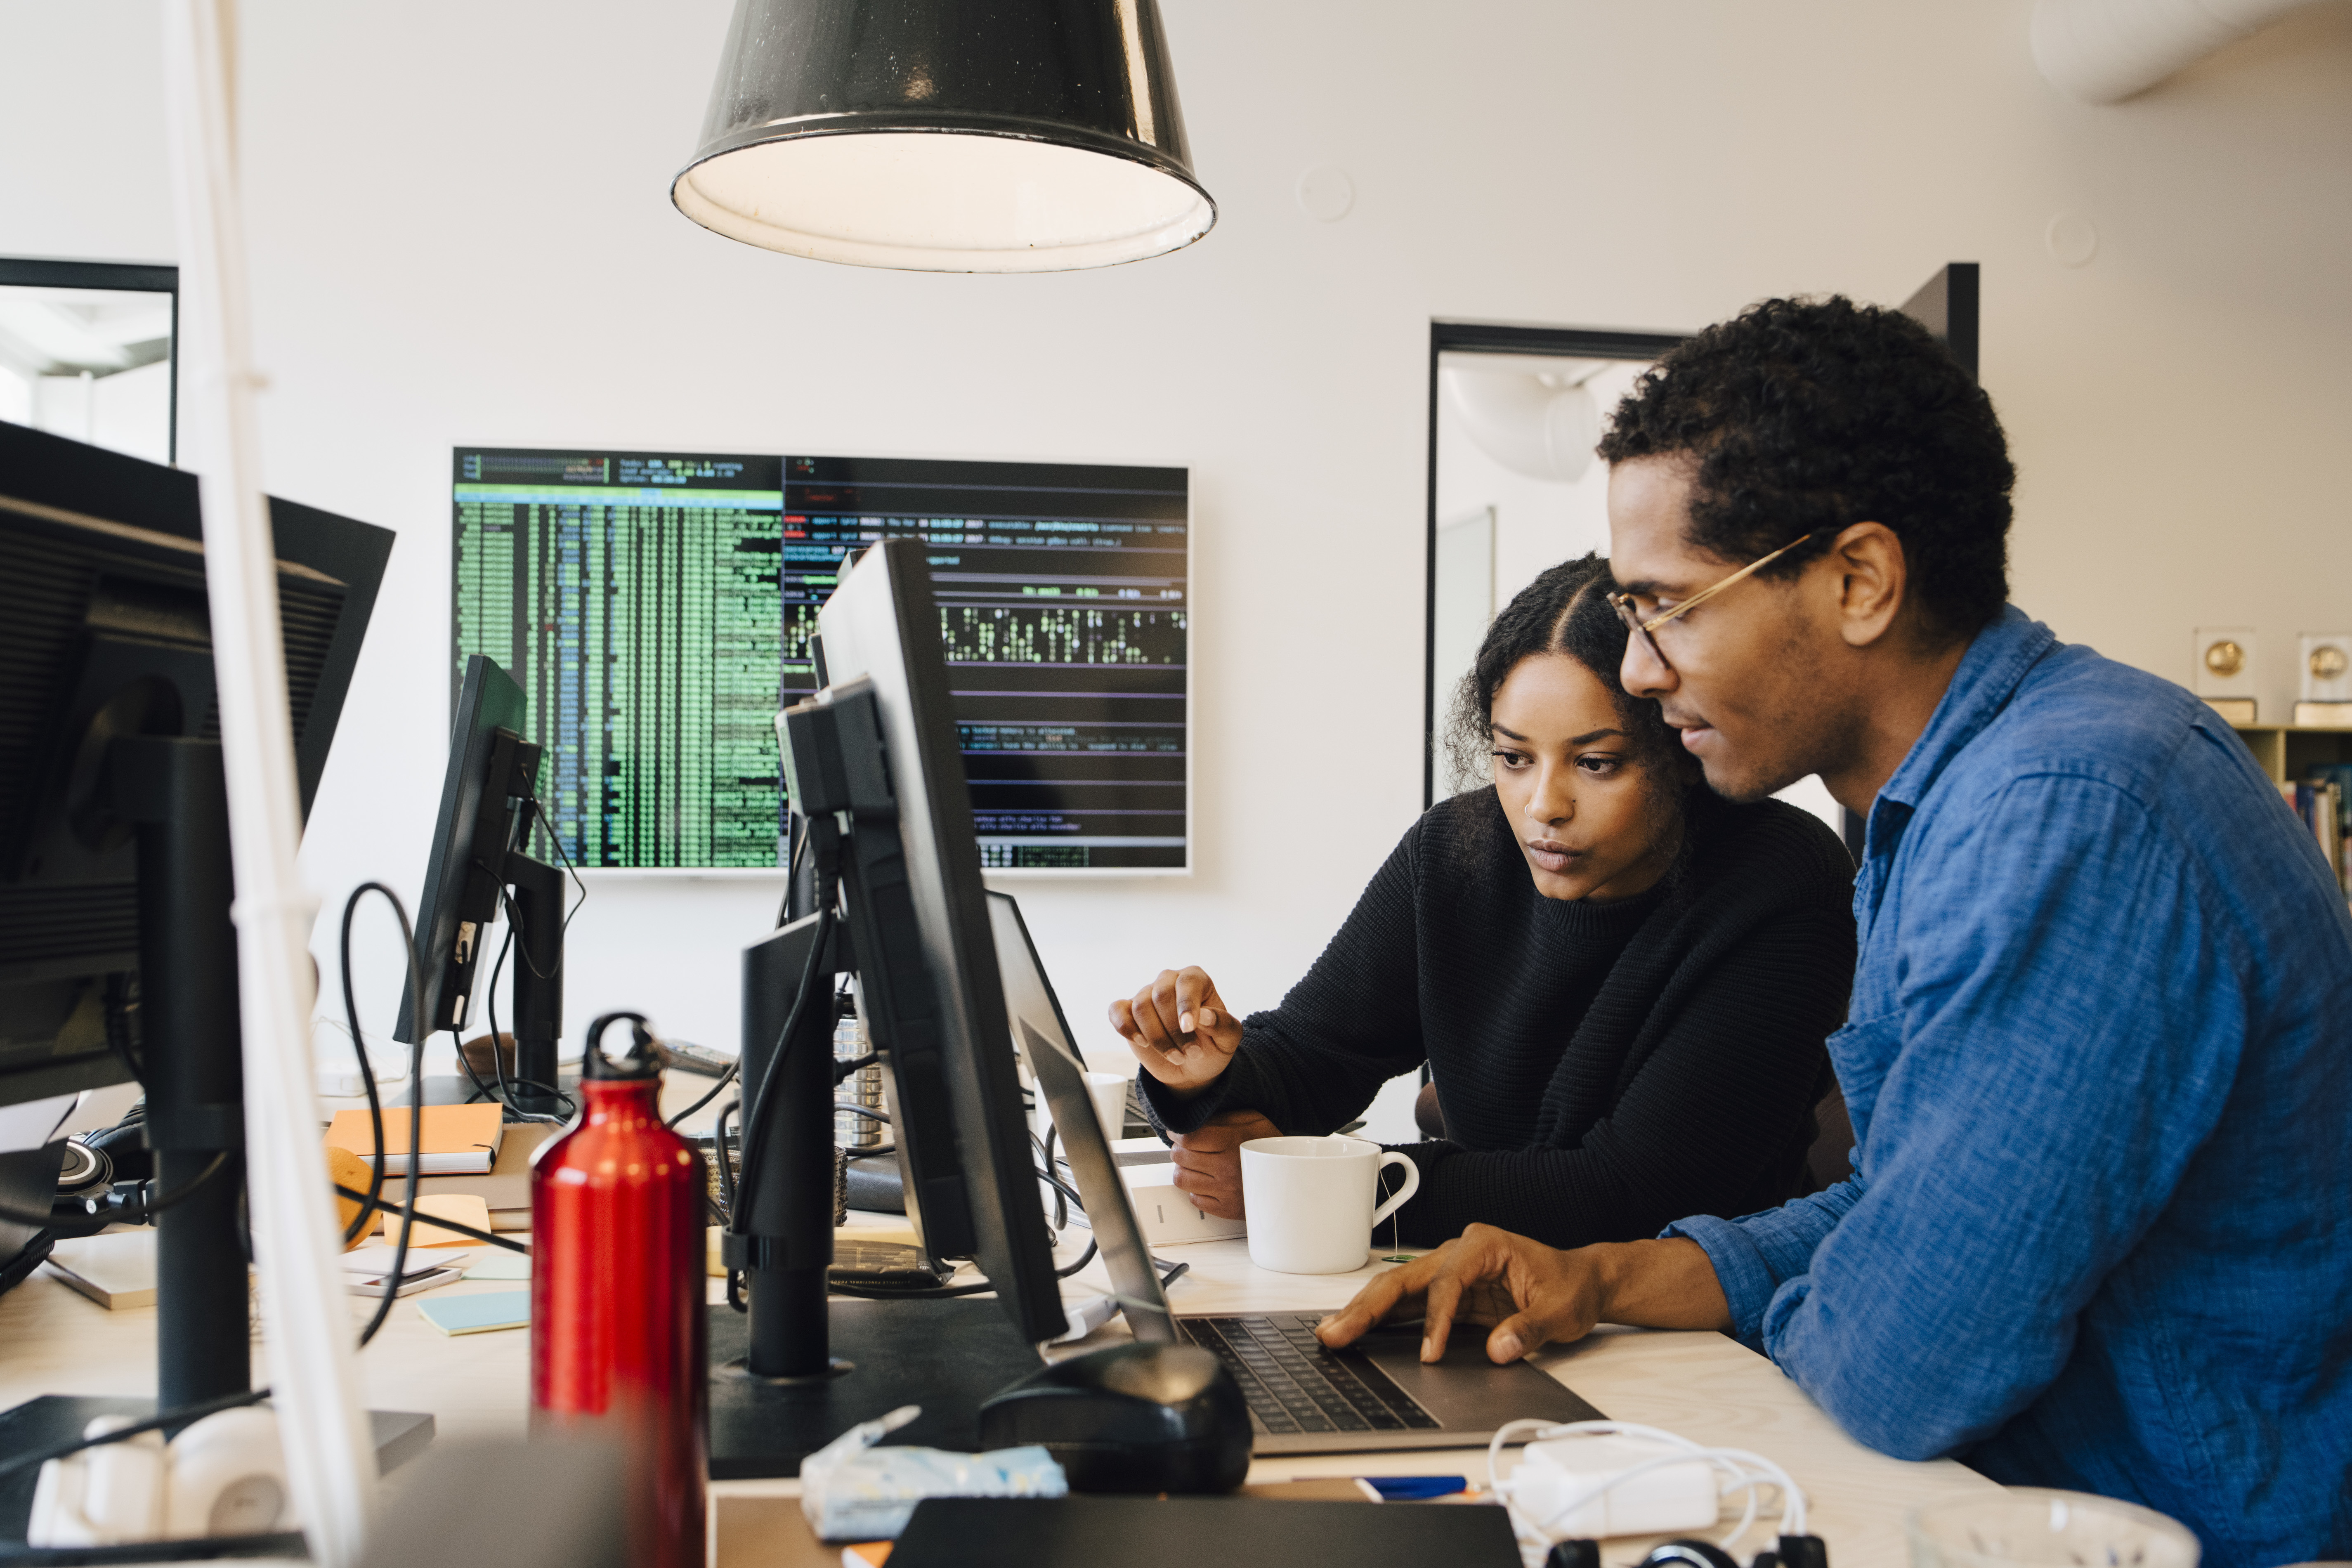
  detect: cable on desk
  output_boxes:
[336,881,444,1347]
[666,1056,738,1130]
[0,1147,236,1231]
[332,1184,527,1255]
[728,865,838,1239]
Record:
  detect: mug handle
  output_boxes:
[1369,1151,1420,1230]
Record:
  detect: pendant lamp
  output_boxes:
[672,0,1216,272]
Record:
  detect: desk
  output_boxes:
[0,1224,1998,1565]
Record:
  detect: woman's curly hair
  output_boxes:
[1596,295,2017,640]
[1443,553,1684,795]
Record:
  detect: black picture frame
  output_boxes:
[1424,321,1684,808]
[0,257,180,466]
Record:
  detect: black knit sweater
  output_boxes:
[1143,789,1857,1248]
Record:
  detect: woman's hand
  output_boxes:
[1109,966,1244,1096]
[1169,1109,1281,1218]
[1313,1229,1729,1365]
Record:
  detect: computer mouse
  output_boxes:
[978,1341,1252,1495]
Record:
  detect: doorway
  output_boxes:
[1424,267,1980,855]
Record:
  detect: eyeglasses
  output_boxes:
[1608,530,1828,668]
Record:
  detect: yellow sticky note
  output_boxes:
[383,1193,492,1248]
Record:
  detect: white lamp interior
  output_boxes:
[675,131,1214,272]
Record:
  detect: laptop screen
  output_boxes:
[985,891,1179,1343]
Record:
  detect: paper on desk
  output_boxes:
[418,1289,530,1337]
[0,1093,76,1155]
[383,1193,493,1247]
[340,1244,472,1278]
[463,1251,531,1280]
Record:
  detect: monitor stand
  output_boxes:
[711,894,1046,1477]
[0,738,436,1548]
[706,1298,1045,1479]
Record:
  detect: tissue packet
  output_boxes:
[799,1404,1067,1541]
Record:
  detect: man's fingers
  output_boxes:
[1419,1272,1464,1364]
[1486,1308,1556,1364]
[1316,1250,1445,1347]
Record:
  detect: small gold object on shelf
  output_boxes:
[2205,641,2246,678]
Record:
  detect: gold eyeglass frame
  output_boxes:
[1608,529,1829,664]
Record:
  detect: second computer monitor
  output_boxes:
[815,538,1064,1344]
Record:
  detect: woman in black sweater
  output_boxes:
[1110,554,1856,1249]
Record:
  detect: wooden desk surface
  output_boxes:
[0,1225,1996,1566]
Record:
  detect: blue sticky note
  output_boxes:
[418,1290,530,1337]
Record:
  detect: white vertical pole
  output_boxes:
[158,2,379,1562]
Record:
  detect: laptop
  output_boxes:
[985,891,1603,1456]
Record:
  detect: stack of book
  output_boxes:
[2283,770,2350,891]
[323,1106,549,1231]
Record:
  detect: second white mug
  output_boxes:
[1239,1134,1420,1275]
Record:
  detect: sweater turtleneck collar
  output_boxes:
[1532,870,1672,938]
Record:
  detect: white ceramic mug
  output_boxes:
[1239,1135,1421,1275]
[1037,1069,1131,1147]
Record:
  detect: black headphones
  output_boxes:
[1548,1536,1828,1568]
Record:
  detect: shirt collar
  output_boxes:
[1876,604,2058,811]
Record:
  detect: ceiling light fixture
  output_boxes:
[672,0,1216,273]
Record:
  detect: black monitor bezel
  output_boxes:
[817,539,1064,1342]
[397,654,531,1043]
[0,420,392,1107]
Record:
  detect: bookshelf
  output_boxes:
[2227,724,2352,786]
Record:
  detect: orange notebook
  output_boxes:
[325,1103,505,1176]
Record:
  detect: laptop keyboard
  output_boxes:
[1181,1315,1442,1435]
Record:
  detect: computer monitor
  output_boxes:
[809,537,1063,1328]
[449,446,1190,874]
[986,889,1179,1346]
[0,417,390,1424]
[0,418,390,1110]
[394,654,565,1115]
[716,539,1065,1475]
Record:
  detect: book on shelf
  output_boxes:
[324,1103,505,1176]
[2284,777,2347,891]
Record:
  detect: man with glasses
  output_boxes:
[1318,297,2351,1568]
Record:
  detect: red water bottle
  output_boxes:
[531,1012,707,1568]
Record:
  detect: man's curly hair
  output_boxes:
[1597,295,2017,639]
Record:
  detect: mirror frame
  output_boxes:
[0,256,180,465]
[1423,320,1682,808]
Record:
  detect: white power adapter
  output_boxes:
[1507,1433,1720,1539]
[1487,1420,1808,1556]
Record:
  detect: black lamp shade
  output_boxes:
[673,0,1217,272]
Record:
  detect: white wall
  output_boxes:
[3,2,2347,1122]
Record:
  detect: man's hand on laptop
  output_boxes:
[1110,965,1244,1096]
[1314,1226,1733,1365]
[1168,1109,1280,1218]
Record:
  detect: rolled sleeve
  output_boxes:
[1661,1214,1778,1346]
[1663,1176,1865,1348]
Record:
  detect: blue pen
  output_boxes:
[1355,1475,1469,1502]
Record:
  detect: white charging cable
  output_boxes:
[1485,1419,1807,1560]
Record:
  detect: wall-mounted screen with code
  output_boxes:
[451,447,1188,871]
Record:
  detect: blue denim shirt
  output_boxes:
[1667,608,2352,1568]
